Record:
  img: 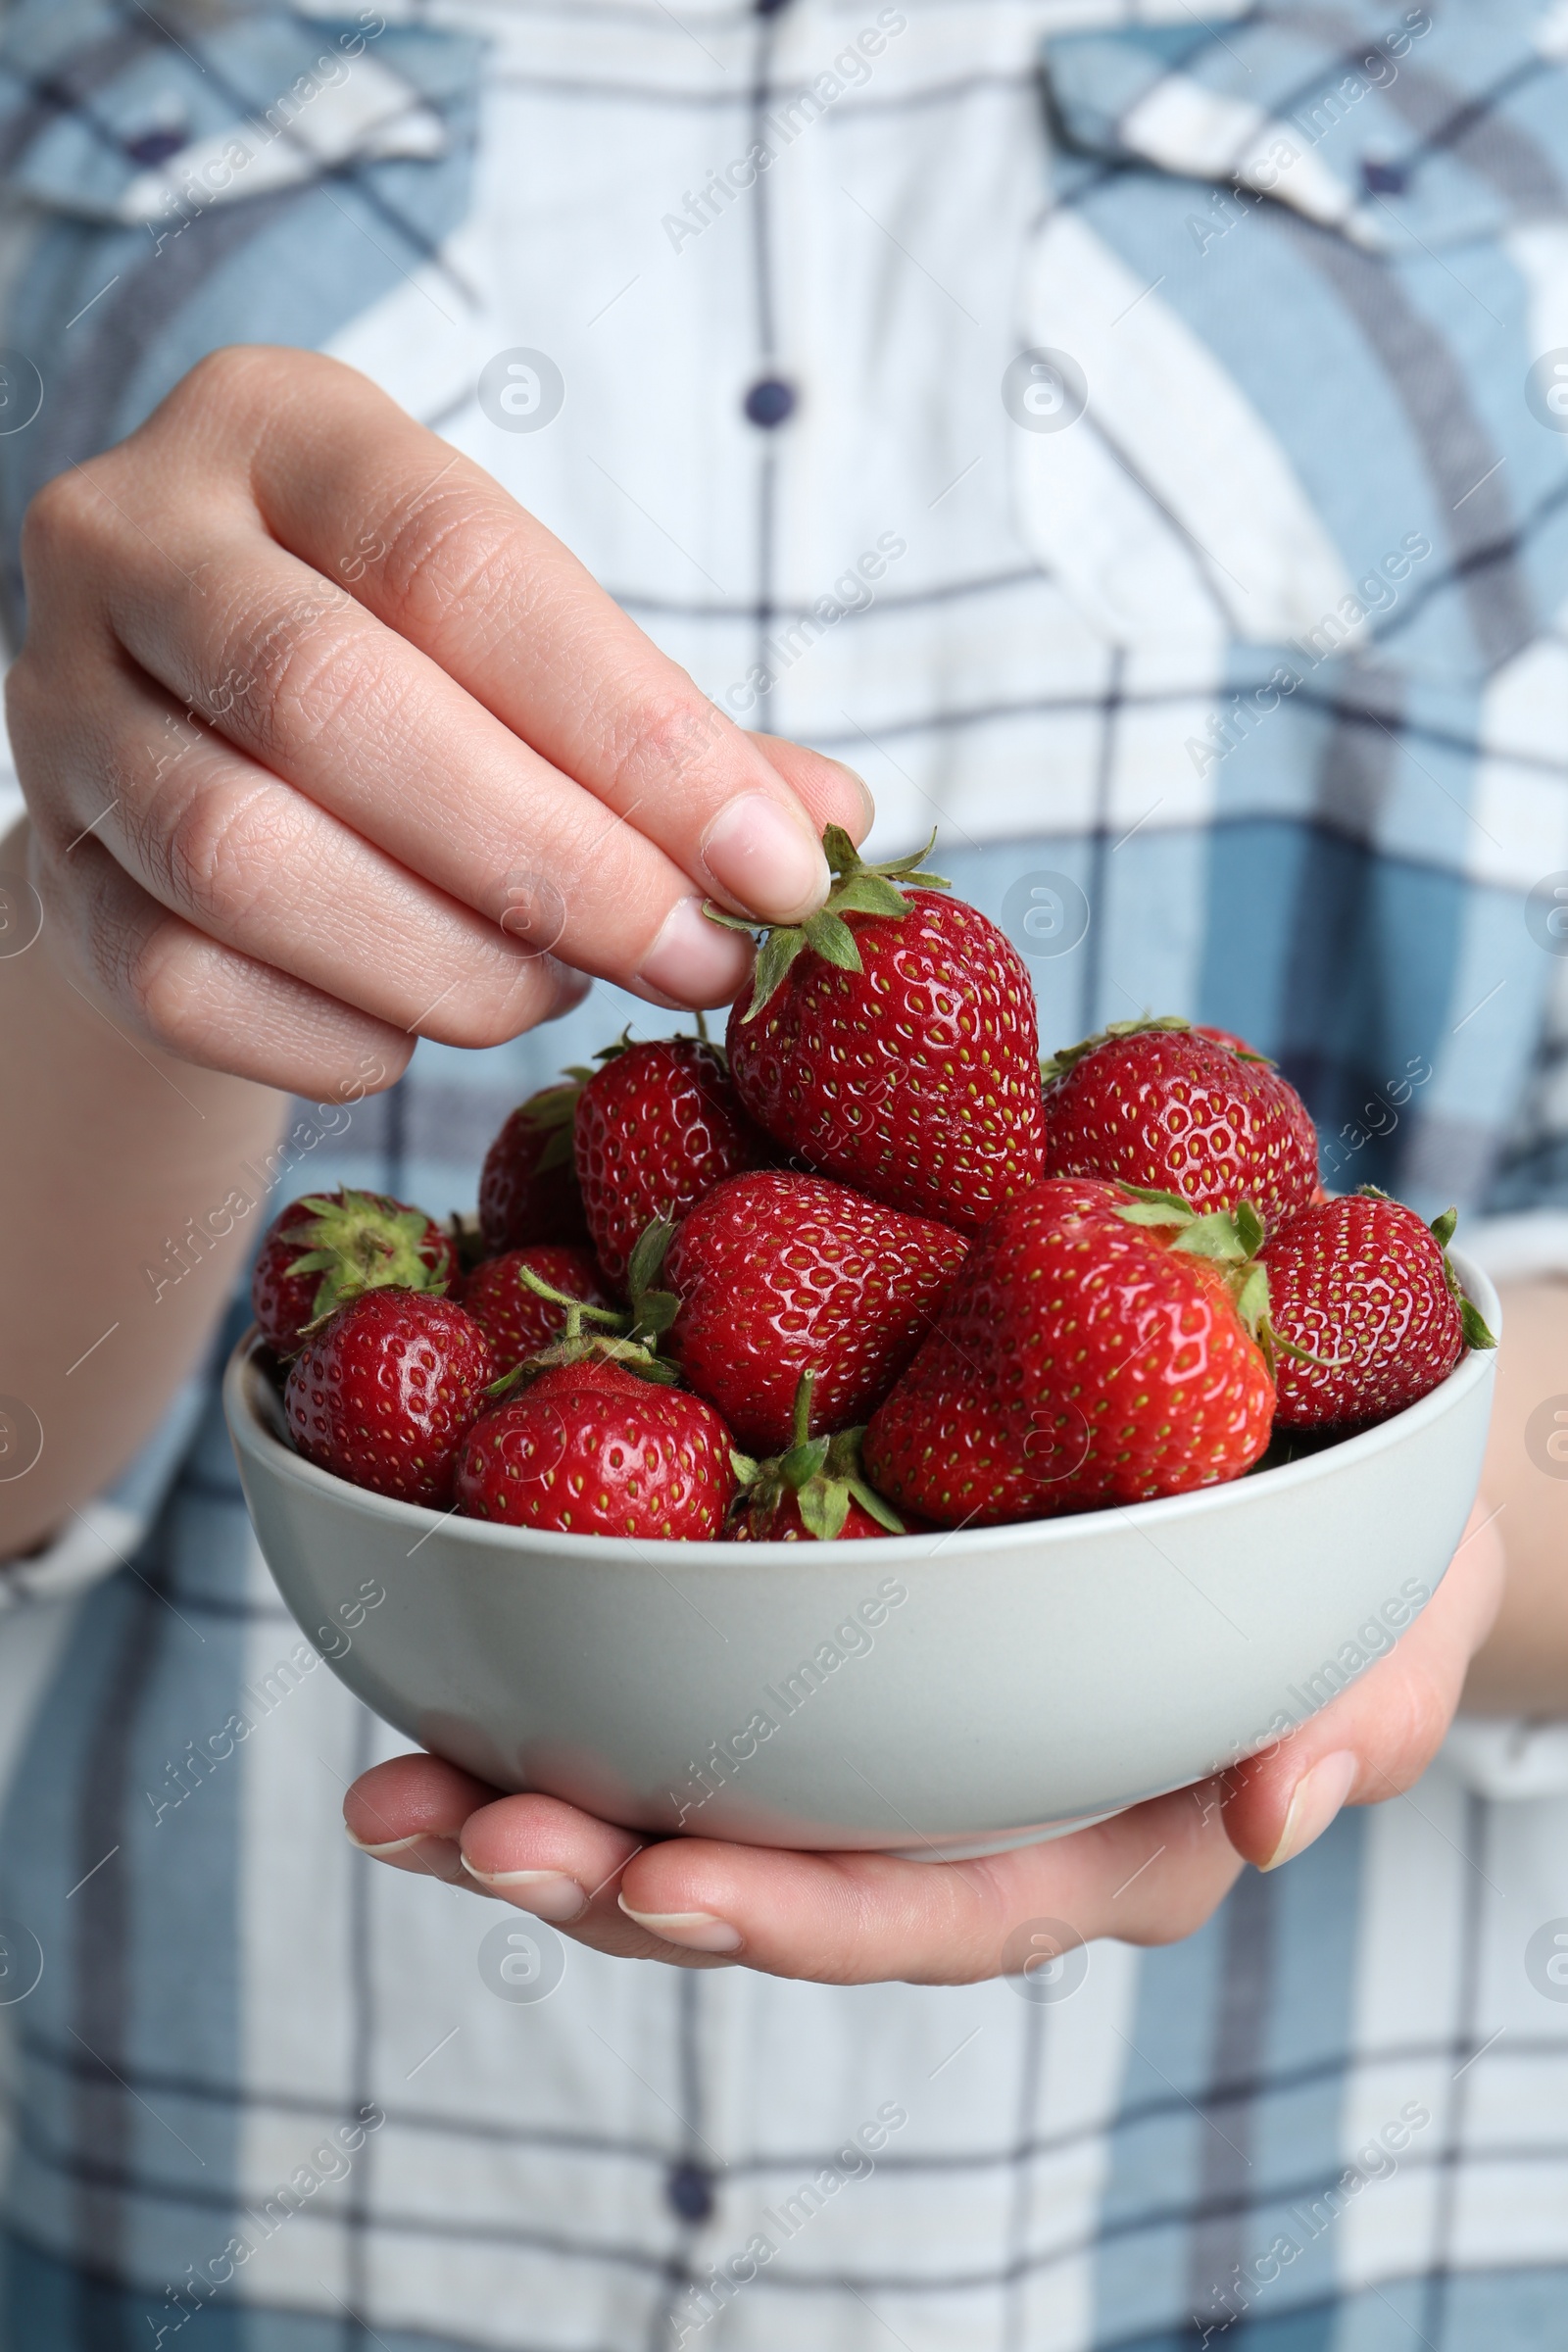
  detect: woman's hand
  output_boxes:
[343,1500,1504,1984]
[10,345,865,1099]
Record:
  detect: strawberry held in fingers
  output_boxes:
[459,1245,608,1377]
[719,828,1047,1232]
[1261,1191,1494,1430]
[1041,1016,1317,1233]
[283,1290,495,1507]
[251,1188,459,1353]
[477,1080,590,1254]
[573,1032,771,1290]
[456,1358,739,1540]
[662,1171,968,1454]
[863,1177,1276,1527]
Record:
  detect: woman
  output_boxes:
[1,0,1566,2343]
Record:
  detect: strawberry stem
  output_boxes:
[515,1264,628,1329]
[735,1369,907,1540]
[792,1367,816,1449]
[483,1261,681,1400]
[704,824,950,1020]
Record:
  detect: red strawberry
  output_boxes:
[283,1290,495,1507]
[662,1171,968,1454]
[574,1033,771,1291]
[729,1373,921,1542]
[720,829,1047,1232]
[456,1359,738,1539]
[478,1079,590,1253]
[1261,1193,1494,1429]
[459,1246,608,1377]
[1041,1016,1317,1232]
[863,1177,1275,1526]
[252,1189,458,1353]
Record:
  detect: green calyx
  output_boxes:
[1040,1014,1273,1084]
[1113,1183,1289,1363]
[516,1071,590,1175]
[742,1371,906,1541]
[1427,1201,1497,1352]
[514,1017,722,1176]
[705,824,950,1022]
[1114,1183,1266,1260]
[484,1229,683,1399]
[285,1190,448,1335]
[1042,1015,1191,1085]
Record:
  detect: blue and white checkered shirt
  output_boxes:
[4,1,1568,2344]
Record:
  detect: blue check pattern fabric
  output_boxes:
[3,1,1568,2346]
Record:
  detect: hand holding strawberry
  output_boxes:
[721,829,1048,1231]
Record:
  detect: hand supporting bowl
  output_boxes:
[223,1252,1498,1861]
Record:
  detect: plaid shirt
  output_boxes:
[4,1,1568,2345]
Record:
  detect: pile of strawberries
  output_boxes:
[257,829,1493,1543]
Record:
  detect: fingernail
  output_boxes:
[617,1897,743,1953]
[1261,1749,1358,1871]
[827,759,876,836]
[346,1828,467,1884]
[701,794,829,923]
[636,895,754,1006]
[460,1862,587,1923]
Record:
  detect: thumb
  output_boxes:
[1219,1497,1506,1871]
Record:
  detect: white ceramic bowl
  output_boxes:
[223,1251,1499,1861]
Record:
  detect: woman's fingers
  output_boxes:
[351,1772,1241,1983]
[238,351,862,914]
[1220,1498,1507,1871]
[47,512,754,1011]
[459,1793,681,1956]
[347,1763,729,1963]
[343,1513,1504,1983]
[30,832,416,1097]
[12,346,876,1058]
[21,653,591,1051]
[610,1781,1243,1983]
[750,734,875,842]
[70,347,859,937]
[343,1754,497,1889]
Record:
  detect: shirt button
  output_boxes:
[744,376,799,430]
[126,127,186,166]
[665,2161,716,2223]
[1360,157,1406,195]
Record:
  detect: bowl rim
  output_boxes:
[222,1248,1501,1571]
